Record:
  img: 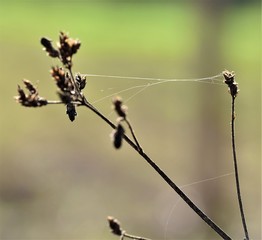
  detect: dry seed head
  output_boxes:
[223,70,235,85]
[66,102,77,122]
[112,96,127,119]
[222,70,239,98]
[51,66,65,79]
[75,74,87,90]
[107,216,123,236]
[51,66,73,92]
[112,123,125,149]
[17,85,26,101]
[23,79,37,94]
[40,37,59,58]
[15,80,47,107]
[65,37,81,55]
[58,32,81,67]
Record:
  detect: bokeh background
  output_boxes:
[0,0,260,239]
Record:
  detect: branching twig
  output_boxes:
[84,91,232,240]
[111,96,142,152]
[108,216,152,240]
[15,32,237,240]
[125,118,142,153]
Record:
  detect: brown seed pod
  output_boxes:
[66,102,77,122]
[112,96,127,119]
[107,216,123,236]
[112,123,125,149]
[40,37,59,58]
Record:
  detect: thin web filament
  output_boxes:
[87,73,224,106]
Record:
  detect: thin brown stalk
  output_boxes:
[231,96,250,240]
[124,118,142,152]
[80,98,231,239]
[122,232,151,240]
[223,70,250,240]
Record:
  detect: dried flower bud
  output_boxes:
[58,32,81,67]
[223,70,234,85]
[107,216,123,236]
[112,123,125,149]
[112,96,127,119]
[66,102,77,121]
[223,70,239,98]
[17,85,26,101]
[66,37,81,55]
[23,79,37,94]
[75,74,86,90]
[51,66,73,92]
[15,80,47,107]
[40,37,59,58]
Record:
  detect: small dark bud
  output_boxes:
[75,74,81,83]
[112,96,127,119]
[23,79,37,94]
[223,70,239,98]
[40,37,59,58]
[75,74,86,90]
[66,102,77,121]
[17,85,26,101]
[112,123,125,149]
[51,66,73,92]
[41,37,52,49]
[107,216,123,236]
[229,82,238,97]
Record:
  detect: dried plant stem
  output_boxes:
[125,118,142,152]
[47,100,64,104]
[107,216,152,240]
[31,34,233,239]
[17,33,250,240]
[46,101,84,106]
[231,96,249,240]
[79,98,231,239]
[121,232,151,240]
[68,67,84,99]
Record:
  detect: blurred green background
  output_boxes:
[0,0,260,239]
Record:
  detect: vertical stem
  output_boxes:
[231,96,249,240]
[67,67,82,98]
